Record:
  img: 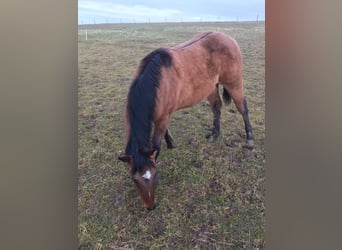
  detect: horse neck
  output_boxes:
[125,49,171,155]
[125,80,155,156]
[125,116,152,156]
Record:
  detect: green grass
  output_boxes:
[78,21,265,249]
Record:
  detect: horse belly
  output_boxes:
[164,51,219,112]
[175,78,217,110]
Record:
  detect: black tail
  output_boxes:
[222,88,232,105]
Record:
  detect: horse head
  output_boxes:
[118,149,158,210]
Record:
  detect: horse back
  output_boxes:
[155,32,242,114]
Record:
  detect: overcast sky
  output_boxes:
[78,0,265,24]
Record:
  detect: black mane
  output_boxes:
[125,48,172,173]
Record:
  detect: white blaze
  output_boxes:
[142,170,151,180]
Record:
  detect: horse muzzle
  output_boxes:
[145,203,157,211]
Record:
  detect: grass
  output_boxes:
[78,21,265,249]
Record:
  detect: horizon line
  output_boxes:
[78,20,265,26]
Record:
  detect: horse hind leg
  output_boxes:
[241,97,254,146]
[224,85,254,146]
[206,84,222,142]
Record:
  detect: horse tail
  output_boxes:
[222,88,232,105]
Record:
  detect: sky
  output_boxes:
[78,0,265,24]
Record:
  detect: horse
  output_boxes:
[118,31,254,210]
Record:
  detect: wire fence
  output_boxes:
[78,15,263,25]
[77,19,265,42]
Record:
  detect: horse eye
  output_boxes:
[132,178,138,184]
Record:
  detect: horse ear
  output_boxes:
[118,155,132,163]
[146,149,158,160]
[141,148,158,159]
[149,149,158,160]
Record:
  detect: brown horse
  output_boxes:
[118,32,254,210]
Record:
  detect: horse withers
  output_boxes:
[118,32,254,210]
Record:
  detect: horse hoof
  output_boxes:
[207,135,218,143]
[247,139,254,146]
[167,144,176,149]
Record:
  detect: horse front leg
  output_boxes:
[164,128,176,149]
[152,116,170,159]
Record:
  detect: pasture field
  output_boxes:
[78,22,265,249]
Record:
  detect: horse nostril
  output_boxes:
[146,203,157,211]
